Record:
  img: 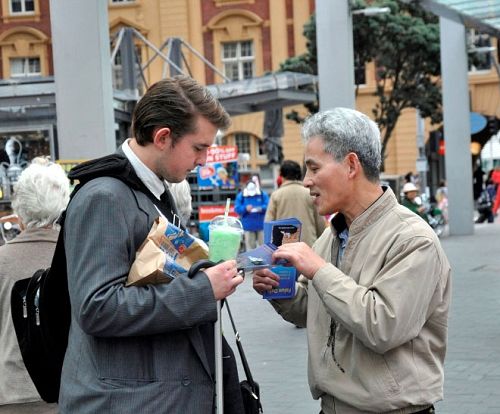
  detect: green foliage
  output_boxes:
[278,0,443,171]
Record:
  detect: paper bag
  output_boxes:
[127,216,208,286]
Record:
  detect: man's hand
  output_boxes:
[273,242,327,280]
[246,204,253,212]
[204,260,244,300]
[253,268,280,294]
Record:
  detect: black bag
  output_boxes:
[10,221,70,403]
[188,260,263,413]
[477,189,492,213]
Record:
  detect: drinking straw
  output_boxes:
[224,197,231,222]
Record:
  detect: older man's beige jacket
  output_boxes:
[272,187,451,414]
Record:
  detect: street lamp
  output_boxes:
[351,7,391,16]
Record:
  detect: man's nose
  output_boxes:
[303,173,312,187]
[196,152,208,167]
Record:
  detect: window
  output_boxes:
[235,133,251,155]
[10,0,34,13]
[10,57,40,77]
[222,41,254,81]
[467,29,492,72]
[354,54,366,85]
[111,46,143,93]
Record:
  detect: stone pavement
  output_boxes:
[222,221,500,414]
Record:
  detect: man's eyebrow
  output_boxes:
[304,159,316,166]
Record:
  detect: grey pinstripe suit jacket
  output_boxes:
[58,176,224,413]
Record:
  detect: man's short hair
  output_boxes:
[302,108,382,182]
[131,75,231,146]
[280,160,303,181]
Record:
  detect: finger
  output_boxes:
[232,275,244,287]
[253,282,274,292]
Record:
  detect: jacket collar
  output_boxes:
[6,227,59,245]
[280,180,303,188]
[331,186,397,237]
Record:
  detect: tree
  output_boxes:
[279,0,442,171]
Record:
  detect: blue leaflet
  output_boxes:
[262,265,296,299]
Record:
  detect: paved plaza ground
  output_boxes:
[223,220,500,414]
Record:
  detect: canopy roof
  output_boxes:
[407,0,500,37]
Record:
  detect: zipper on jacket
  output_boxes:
[34,289,40,326]
[22,295,27,318]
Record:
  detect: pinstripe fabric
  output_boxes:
[58,177,222,413]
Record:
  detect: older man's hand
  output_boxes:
[272,242,327,280]
[253,268,280,294]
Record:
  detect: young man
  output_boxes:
[254,108,451,414]
[59,76,244,413]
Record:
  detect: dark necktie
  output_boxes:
[159,186,182,228]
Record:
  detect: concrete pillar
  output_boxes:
[440,17,474,235]
[316,0,355,110]
[50,0,116,160]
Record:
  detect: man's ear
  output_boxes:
[152,127,172,150]
[345,152,361,178]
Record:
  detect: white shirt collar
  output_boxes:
[121,138,166,200]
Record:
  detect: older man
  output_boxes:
[254,108,451,414]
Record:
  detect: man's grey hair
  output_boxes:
[301,108,382,181]
[12,157,70,229]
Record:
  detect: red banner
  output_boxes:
[206,146,238,163]
[198,205,237,222]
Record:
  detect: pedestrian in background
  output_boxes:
[435,180,448,223]
[253,108,451,414]
[265,159,325,248]
[475,179,495,224]
[235,178,269,251]
[490,166,500,217]
[168,179,192,228]
[401,182,428,222]
[0,157,69,414]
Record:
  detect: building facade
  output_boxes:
[0,0,499,184]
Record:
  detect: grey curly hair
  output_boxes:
[12,157,70,229]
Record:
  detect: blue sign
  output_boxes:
[470,112,487,135]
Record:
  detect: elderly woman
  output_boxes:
[0,157,69,414]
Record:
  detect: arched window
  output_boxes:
[206,10,264,81]
[0,27,49,78]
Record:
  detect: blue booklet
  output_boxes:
[262,265,296,299]
[236,217,301,299]
[263,217,302,247]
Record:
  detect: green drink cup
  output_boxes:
[209,215,243,262]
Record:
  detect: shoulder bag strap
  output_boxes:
[224,299,257,390]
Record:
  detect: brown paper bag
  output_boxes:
[127,216,208,286]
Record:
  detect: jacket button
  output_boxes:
[182,377,191,386]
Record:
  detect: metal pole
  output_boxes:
[416,109,428,197]
[440,17,474,235]
[215,302,223,414]
[316,0,355,110]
